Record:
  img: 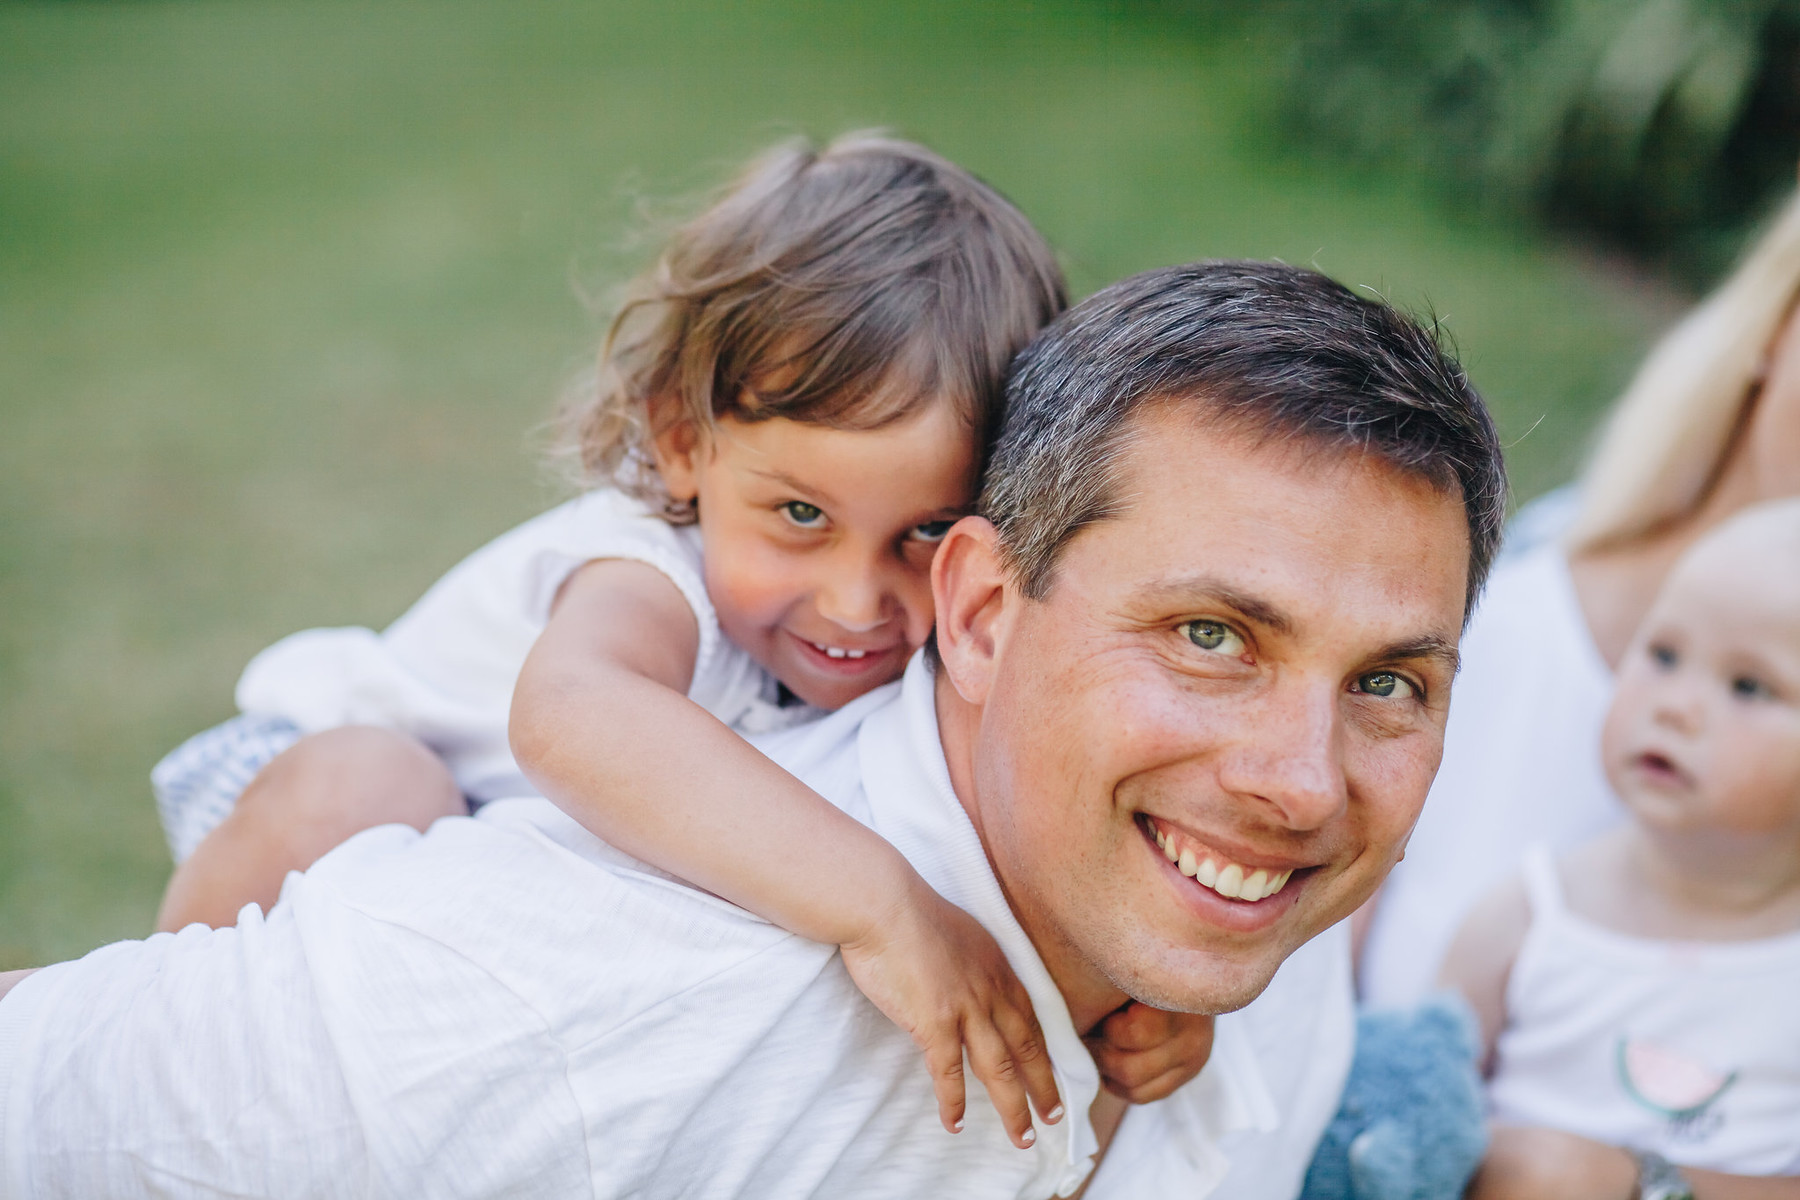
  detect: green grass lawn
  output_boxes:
[0,0,1680,966]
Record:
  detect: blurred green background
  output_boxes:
[0,0,1705,966]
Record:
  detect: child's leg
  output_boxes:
[154,726,466,932]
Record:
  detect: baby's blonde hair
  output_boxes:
[558,133,1067,520]
[1569,188,1800,553]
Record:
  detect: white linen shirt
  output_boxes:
[0,655,1351,1199]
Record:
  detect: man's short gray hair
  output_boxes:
[978,261,1508,616]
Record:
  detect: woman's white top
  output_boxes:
[234,489,810,806]
[1359,538,1624,1007]
[1487,846,1800,1174]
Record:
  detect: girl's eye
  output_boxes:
[1354,671,1418,700]
[1649,643,1677,669]
[1180,620,1245,656]
[909,519,956,544]
[1732,675,1771,701]
[780,501,826,528]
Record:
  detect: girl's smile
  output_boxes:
[654,402,978,711]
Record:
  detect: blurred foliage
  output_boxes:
[1272,0,1800,281]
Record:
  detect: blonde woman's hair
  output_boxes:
[1568,189,1800,552]
[558,133,1067,519]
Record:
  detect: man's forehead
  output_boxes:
[1085,411,1472,635]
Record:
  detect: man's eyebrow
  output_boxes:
[1373,635,1462,674]
[1132,577,1294,635]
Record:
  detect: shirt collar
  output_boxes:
[855,653,1101,1191]
[856,652,1281,1196]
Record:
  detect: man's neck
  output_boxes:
[933,671,1131,1034]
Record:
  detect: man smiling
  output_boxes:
[0,262,1505,1198]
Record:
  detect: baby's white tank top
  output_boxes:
[1486,845,1800,1174]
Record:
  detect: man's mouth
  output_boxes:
[1145,817,1299,904]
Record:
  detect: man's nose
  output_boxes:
[1214,685,1348,831]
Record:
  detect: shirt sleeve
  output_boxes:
[0,830,591,1199]
[0,910,368,1199]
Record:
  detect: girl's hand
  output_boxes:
[1084,1002,1215,1103]
[838,880,1063,1149]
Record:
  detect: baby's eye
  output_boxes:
[1352,671,1418,700]
[1649,643,1678,670]
[909,519,956,544]
[1180,620,1245,656]
[780,501,826,528]
[1732,675,1771,701]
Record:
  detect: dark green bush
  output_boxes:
[1278,0,1800,281]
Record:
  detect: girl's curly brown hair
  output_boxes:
[558,133,1067,520]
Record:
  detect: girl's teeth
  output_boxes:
[816,644,869,660]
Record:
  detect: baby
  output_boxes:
[1443,498,1800,1196]
[151,134,1212,1148]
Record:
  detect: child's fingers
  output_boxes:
[921,1028,969,1135]
[1096,1055,1196,1105]
[1086,1007,1214,1103]
[962,1018,1038,1149]
[1092,999,1177,1053]
[990,998,1062,1126]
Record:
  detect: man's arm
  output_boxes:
[1469,1126,1800,1200]
[1,841,589,1198]
[0,914,369,1197]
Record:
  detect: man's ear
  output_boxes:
[649,406,705,504]
[932,516,1014,705]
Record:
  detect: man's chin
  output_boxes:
[1099,943,1288,1016]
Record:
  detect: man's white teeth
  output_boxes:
[1152,824,1293,903]
[814,643,868,660]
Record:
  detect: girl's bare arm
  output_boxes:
[509,558,1060,1145]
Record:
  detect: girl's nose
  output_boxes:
[816,567,891,633]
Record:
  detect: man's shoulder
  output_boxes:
[290,801,834,1033]
[744,678,902,817]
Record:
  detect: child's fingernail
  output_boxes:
[1045,1105,1064,1122]
[951,1118,964,1133]
[1020,1128,1036,1146]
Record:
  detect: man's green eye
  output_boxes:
[781,501,825,527]
[1355,671,1416,700]
[1181,620,1242,655]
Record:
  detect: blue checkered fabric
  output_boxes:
[151,714,304,863]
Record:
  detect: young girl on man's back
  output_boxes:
[152,135,1211,1146]
[1444,499,1800,1197]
